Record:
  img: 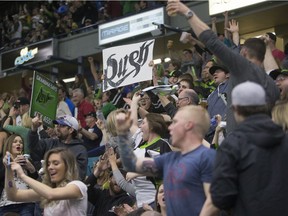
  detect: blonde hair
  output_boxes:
[106,108,127,137]
[272,100,288,132]
[22,112,32,128]
[41,148,79,207]
[179,105,210,138]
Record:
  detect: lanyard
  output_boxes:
[139,136,161,149]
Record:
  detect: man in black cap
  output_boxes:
[205,64,230,143]
[14,97,30,126]
[207,64,230,118]
[274,69,288,100]
[78,111,103,157]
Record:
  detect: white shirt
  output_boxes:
[44,181,87,216]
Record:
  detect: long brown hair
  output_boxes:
[145,113,169,138]
[41,147,79,207]
[2,134,23,156]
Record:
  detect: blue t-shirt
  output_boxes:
[65,97,75,116]
[154,145,216,216]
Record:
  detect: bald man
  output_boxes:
[158,88,199,118]
[115,106,216,216]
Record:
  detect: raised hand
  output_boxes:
[226,19,239,33]
[123,97,132,106]
[93,154,109,177]
[131,91,141,105]
[88,56,94,63]
[107,147,117,165]
[96,119,105,130]
[166,1,190,16]
[260,34,271,46]
[115,111,132,135]
[3,151,14,168]
[31,112,42,131]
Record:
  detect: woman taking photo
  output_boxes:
[0,134,38,215]
[3,147,87,216]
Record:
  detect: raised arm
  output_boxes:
[129,92,142,135]
[5,154,83,202]
[262,34,279,73]
[211,17,217,35]
[88,56,99,82]
[115,112,160,177]
[4,153,40,202]
[226,19,239,46]
[108,147,136,197]
[223,11,230,40]
[29,114,47,161]
[3,107,17,127]
[167,2,210,38]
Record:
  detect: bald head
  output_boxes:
[179,105,210,138]
[177,89,199,108]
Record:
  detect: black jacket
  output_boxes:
[28,130,88,180]
[211,114,288,216]
[85,174,135,216]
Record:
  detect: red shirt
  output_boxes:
[272,49,285,62]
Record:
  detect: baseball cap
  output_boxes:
[209,64,229,75]
[85,111,97,118]
[269,69,288,80]
[53,115,78,131]
[232,81,266,106]
[16,97,30,105]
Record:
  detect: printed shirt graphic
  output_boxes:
[154,145,216,216]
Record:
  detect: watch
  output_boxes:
[185,10,194,20]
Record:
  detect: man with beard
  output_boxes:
[28,114,88,180]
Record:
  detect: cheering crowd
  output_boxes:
[0,0,165,50]
[1,1,288,216]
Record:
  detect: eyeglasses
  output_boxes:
[178,97,189,102]
[140,97,150,102]
[57,124,70,128]
[276,76,287,82]
[177,83,188,89]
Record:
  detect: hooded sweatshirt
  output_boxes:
[211,114,288,216]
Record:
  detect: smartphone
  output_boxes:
[219,121,227,128]
[7,153,11,167]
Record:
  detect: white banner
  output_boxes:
[209,0,268,15]
[102,40,155,92]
